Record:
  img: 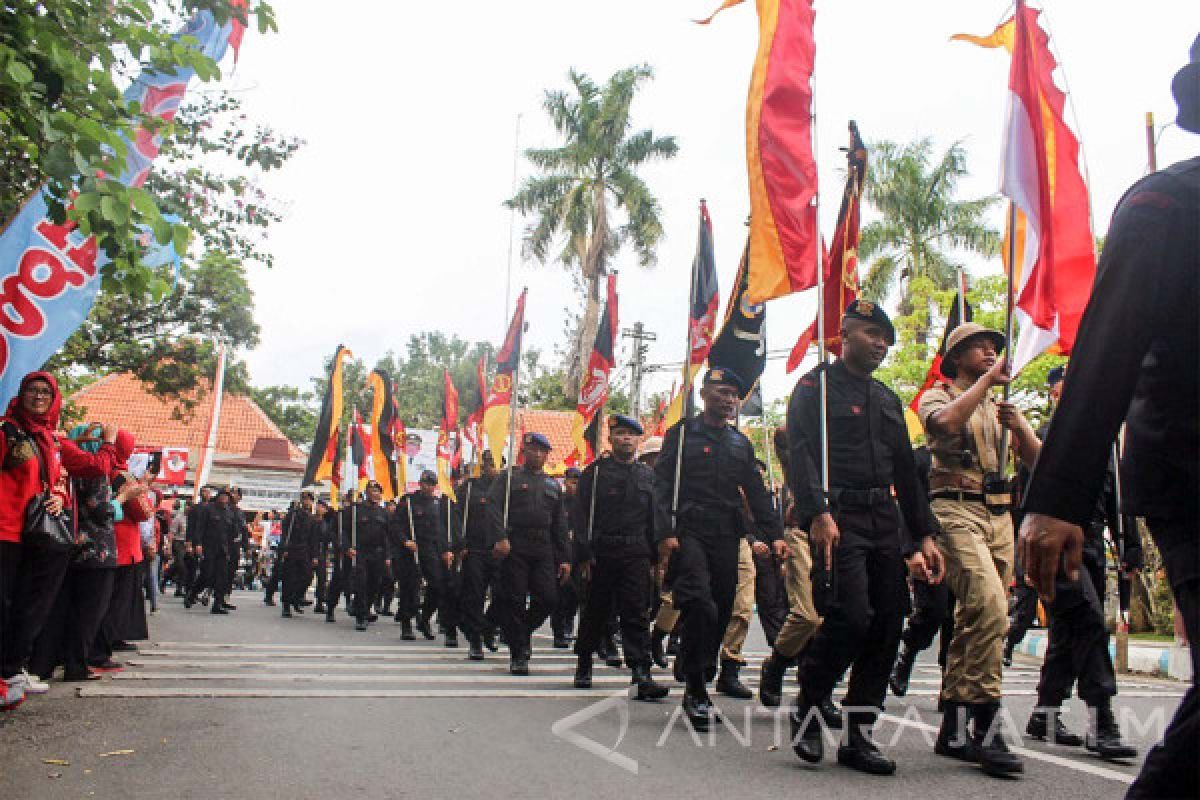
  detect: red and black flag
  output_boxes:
[910,274,973,415]
[664,202,720,426]
[483,289,527,463]
[787,121,868,372]
[569,273,618,465]
[302,345,352,488]
[350,408,371,489]
[708,240,766,400]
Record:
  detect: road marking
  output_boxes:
[113,671,643,684]
[78,687,626,699]
[877,712,1137,785]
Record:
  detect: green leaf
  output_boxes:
[151,216,173,245]
[171,224,191,256]
[130,188,159,219]
[7,60,34,84]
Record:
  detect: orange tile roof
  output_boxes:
[70,373,303,462]
[514,408,610,469]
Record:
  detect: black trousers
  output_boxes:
[264,555,283,596]
[193,550,230,607]
[168,541,190,592]
[902,578,956,670]
[281,553,312,607]
[312,553,328,602]
[799,504,906,712]
[1126,515,1199,800]
[551,575,579,639]
[418,545,457,631]
[669,532,740,680]
[30,567,115,679]
[325,555,353,608]
[1008,581,1040,649]
[458,550,500,638]
[0,542,70,678]
[351,555,386,622]
[390,551,421,621]
[498,534,558,656]
[1037,542,1116,707]
[753,549,788,647]
[574,543,652,668]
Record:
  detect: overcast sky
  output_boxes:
[226,0,1198,409]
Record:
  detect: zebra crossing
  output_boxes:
[77,631,1185,700]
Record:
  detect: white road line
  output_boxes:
[113,672,643,683]
[77,687,623,699]
[877,712,1137,786]
[135,651,608,662]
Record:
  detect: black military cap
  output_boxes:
[522,432,552,451]
[703,367,746,394]
[608,413,644,435]
[365,479,383,491]
[300,490,315,501]
[1046,365,1066,386]
[418,470,438,486]
[564,467,582,479]
[842,298,895,345]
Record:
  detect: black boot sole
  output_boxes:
[837,747,897,775]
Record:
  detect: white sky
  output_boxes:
[227,0,1198,409]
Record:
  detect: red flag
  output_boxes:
[569,274,619,464]
[438,370,460,499]
[483,289,527,461]
[351,409,370,485]
[464,357,485,450]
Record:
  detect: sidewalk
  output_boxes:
[1013,631,1193,681]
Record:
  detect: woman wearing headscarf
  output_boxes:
[0,372,119,708]
[28,426,139,681]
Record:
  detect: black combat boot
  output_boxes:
[210,604,228,615]
[574,655,593,688]
[889,644,918,697]
[971,702,1024,777]
[632,664,669,701]
[324,606,336,624]
[666,631,679,655]
[716,659,753,699]
[758,652,788,708]
[682,674,716,730]
[650,628,669,669]
[1026,706,1083,746]
[400,619,416,641]
[482,628,499,652]
[601,635,622,668]
[1002,637,1015,667]
[263,593,276,607]
[416,613,435,640]
[445,631,459,648]
[292,603,305,614]
[467,635,484,661]
[282,605,292,618]
[934,701,977,762]
[1085,702,1138,761]
[818,696,843,729]
[553,633,570,649]
[837,712,897,775]
[355,617,368,631]
[509,652,530,676]
[788,691,824,763]
[314,601,326,614]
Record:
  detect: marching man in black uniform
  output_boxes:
[346,481,391,631]
[787,300,943,775]
[654,368,784,729]
[487,432,571,676]
[572,414,669,701]
[401,470,458,647]
[279,492,321,618]
[185,487,243,615]
[456,451,502,659]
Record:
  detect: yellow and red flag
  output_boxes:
[302,345,352,492]
[366,369,401,500]
[786,121,867,372]
[437,369,460,501]
[463,356,486,457]
[568,274,618,465]
[955,1,1095,372]
[482,289,527,464]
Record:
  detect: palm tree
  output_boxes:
[506,65,678,398]
[859,138,1000,335]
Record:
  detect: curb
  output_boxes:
[1014,632,1193,681]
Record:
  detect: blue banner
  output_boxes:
[0,10,242,406]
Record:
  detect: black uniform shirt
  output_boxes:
[786,359,932,548]
[341,501,391,558]
[485,466,569,562]
[1024,157,1199,559]
[280,506,320,556]
[454,474,496,551]
[400,492,451,553]
[653,416,782,543]
[195,502,240,554]
[577,455,658,560]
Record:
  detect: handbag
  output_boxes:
[20,429,75,553]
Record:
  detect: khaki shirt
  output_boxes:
[918,382,1004,486]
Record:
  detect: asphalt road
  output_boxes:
[0,588,1187,800]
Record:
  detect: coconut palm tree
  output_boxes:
[506,65,677,398]
[859,138,1000,332]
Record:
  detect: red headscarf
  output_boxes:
[4,371,63,477]
[113,429,136,471]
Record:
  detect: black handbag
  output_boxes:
[21,430,75,553]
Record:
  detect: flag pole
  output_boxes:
[998,201,1018,469]
[501,300,527,532]
[956,267,967,323]
[585,402,604,550]
[670,201,705,524]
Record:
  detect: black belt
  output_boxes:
[829,487,892,508]
[930,489,1011,512]
[592,534,648,546]
[510,527,550,538]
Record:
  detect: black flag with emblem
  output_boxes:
[707,239,766,400]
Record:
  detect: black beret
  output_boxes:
[418,470,438,485]
[564,467,582,479]
[608,413,644,435]
[842,299,895,345]
[522,432,552,450]
[703,367,745,394]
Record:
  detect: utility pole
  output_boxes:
[621,322,656,418]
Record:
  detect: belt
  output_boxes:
[929,473,983,492]
[930,489,1011,513]
[510,527,550,538]
[592,534,648,545]
[829,487,892,508]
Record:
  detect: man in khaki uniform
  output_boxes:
[919,322,1040,778]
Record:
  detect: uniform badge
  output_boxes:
[857,300,876,316]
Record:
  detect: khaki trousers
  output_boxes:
[773,527,821,659]
[933,498,1014,703]
[718,539,757,664]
